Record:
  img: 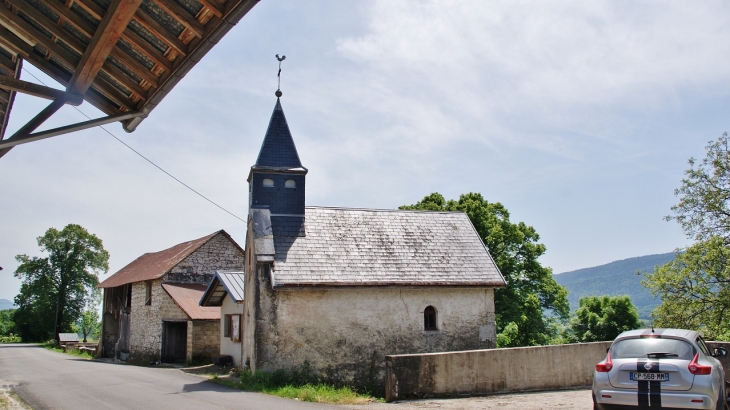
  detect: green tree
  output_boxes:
[667,132,730,244]
[13,224,109,342]
[0,309,16,336]
[567,295,641,342]
[643,238,730,340]
[401,192,570,347]
[643,133,730,340]
[74,308,101,342]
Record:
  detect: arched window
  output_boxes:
[285,179,296,188]
[424,306,437,331]
[262,178,274,187]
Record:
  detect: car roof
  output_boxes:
[615,328,698,341]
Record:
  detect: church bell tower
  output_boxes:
[247,96,307,236]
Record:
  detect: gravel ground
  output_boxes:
[342,389,593,410]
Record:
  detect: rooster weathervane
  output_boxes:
[275,54,286,97]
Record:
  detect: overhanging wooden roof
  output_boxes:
[0,0,259,158]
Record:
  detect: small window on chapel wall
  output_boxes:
[285,179,296,188]
[262,178,274,187]
[424,306,437,331]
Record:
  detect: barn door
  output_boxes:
[162,321,187,363]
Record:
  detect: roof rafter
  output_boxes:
[67,0,144,95]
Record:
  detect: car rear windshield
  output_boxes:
[612,338,695,360]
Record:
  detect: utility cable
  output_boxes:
[21,68,246,223]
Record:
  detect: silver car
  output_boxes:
[593,328,728,410]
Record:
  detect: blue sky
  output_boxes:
[2,0,728,301]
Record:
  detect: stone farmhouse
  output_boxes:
[98,230,244,364]
[228,96,506,391]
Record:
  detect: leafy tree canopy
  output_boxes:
[13,224,108,342]
[668,132,730,243]
[0,309,16,337]
[643,237,730,340]
[567,295,641,342]
[74,309,101,343]
[401,192,569,347]
[644,133,730,341]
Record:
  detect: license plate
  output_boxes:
[630,372,669,381]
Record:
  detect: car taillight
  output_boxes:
[688,353,712,375]
[596,354,613,372]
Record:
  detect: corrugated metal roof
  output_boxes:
[58,333,79,342]
[162,282,219,320]
[98,230,222,288]
[218,271,244,302]
[264,207,506,288]
[199,270,244,306]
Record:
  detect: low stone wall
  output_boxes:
[385,341,611,402]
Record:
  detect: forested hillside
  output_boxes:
[554,253,675,319]
[0,299,16,311]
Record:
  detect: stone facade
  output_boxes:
[190,320,220,363]
[166,233,244,284]
[244,264,496,392]
[121,231,243,363]
[129,278,183,361]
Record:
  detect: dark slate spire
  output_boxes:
[248,97,307,237]
[254,98,302,169]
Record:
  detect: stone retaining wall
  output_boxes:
[385,342,612,402]
[386,340,730,402]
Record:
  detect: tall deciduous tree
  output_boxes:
[401,192,569,347]
[568,295,641,342]
[644,132,730,340]
[13,224,109,342]
[667,132,730,243]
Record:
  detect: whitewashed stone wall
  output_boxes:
[220,295,244,365]
[247,265,496,393]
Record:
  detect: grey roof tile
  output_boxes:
[269,207,505,288]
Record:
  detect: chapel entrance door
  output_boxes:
[161,321,187,363]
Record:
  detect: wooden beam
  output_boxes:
[73,0,174,72]
[0,76,83,105]
[196,0,223,19]
[0,4,80,69]
[108,47,159,87]
[5,0,154,96]
[133,9,187,57]
[41,0,96,39]
[0,98,63,158]
[121,28,173,72]
[150,0,203,38]
[67,0,143,94]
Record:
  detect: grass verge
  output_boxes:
[42,341,94,360]
[0,390,31,410]
[208,370,382,404]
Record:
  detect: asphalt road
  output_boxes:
[0,344,338,410]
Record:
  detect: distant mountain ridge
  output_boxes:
[554,252,676,319]
[0,298,16,310]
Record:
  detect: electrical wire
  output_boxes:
[21,68,246,223]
